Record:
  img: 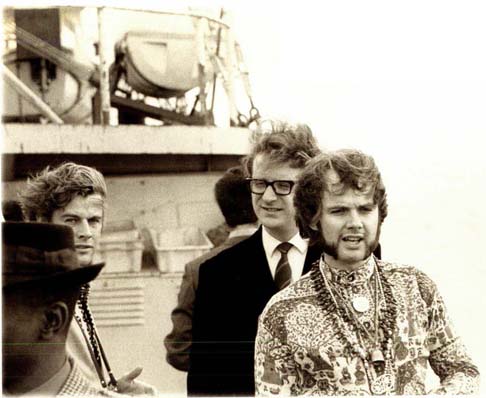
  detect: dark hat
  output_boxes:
[2,222,104,289]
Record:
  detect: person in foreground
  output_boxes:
[187,120,323,396]
[2,221,120,396]
[164,165,258,371]
[20,162,155,395]
[255,149,480,395]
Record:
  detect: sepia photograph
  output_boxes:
[2,0,485,396]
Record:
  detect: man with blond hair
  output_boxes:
[20,162,154,395]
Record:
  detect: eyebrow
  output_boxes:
[325,201,376,209]
[60,213,80,218]
[60,212,102,218]
[360,202,376,207]
[324,205,348,211]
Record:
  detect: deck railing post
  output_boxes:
[97,7,111,125]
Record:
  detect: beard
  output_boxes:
[321,224,382,263]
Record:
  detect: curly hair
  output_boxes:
[294,149,388,242]
[214,166,257,228]
[20,162,107,222]
[242,119,321,176]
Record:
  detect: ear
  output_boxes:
[309,206,322,231]
[40,301,70,340]
[309,222,319,231]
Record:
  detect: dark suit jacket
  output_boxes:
[188,228,323,396]
[164,234,254,371]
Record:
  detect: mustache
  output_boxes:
[321,231,381,260]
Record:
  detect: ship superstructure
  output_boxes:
[2,6,259,393]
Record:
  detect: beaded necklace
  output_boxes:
[326,263,382,360]
[311,256,398,395]
[74,283,118,390]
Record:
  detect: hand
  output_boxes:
[116,367,157,396]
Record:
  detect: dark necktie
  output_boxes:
[274,242,293,290]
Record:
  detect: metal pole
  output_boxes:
[195,17,210,124]
[97,7,111,125]
[209,8,225,114]
[3,66,64,124]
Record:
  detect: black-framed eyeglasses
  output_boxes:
[246,178,296,196]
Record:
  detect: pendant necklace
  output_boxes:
[320,257,397,395]
[352,295,370,313]
[326,261,383,366]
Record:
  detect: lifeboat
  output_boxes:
[115,29,215,98]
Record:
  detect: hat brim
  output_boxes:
[3,262,104,290]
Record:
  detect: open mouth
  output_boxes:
[262,207,281,213]
[76,245,93,251]
[342,236,363,243]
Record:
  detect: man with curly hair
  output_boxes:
[20,162,155,395]
[255,149,479,395]
[21,162,107,268]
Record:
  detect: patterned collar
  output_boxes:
[58,357,112,396]
[323,256,375,286]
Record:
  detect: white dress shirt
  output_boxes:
[261,226,309,284]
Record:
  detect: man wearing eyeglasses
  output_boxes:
[188,121,323,396]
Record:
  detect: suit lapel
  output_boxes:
[233,228,277,302]
[240,228,274,283]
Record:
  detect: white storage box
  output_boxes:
[149,227,213,273]
[98,240,144,273]
[100,229,140,243]
[98,221,144,273]
[102,220,139,241]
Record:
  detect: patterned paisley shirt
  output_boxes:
[255,257,479,395]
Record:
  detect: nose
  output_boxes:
[75,219,93,239]
[346,209,363,230]
[261,184,277,202]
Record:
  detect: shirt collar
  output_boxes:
[262,226,308,256]
[323,255,376,286]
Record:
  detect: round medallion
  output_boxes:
[352,296,370,313]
